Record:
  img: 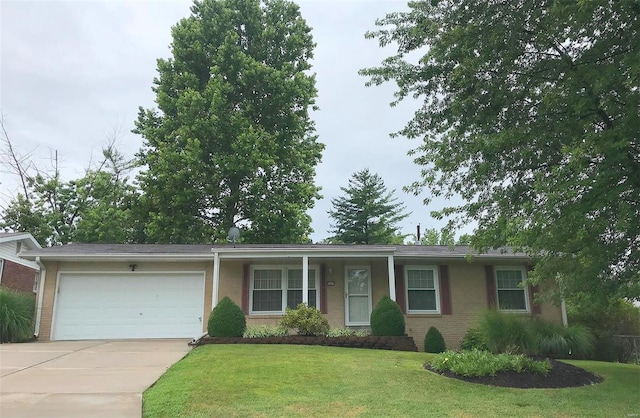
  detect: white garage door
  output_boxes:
[52,272,205,340]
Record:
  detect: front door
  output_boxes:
[345,266,372,326]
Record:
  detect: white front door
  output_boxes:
[345,266,372,326]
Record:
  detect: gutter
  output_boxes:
[34,256,46,338]
[20,254,214,262]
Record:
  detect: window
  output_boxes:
[405,266,439,313]
[250,265,319,314]
[287,269,317,309]
[495,267,529,311]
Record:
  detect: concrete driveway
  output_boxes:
[0,340,191,418]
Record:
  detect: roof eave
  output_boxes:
[0,233,42,249]
[19,253,214,262]
[211,246,396,259]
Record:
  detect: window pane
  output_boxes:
[254,270,282,289]
[407,269,434,289]
[308,290,317,308]
[408,290,437,311]
[253,290,282,311]
[287,290,302,309]
[498,290,526,310]
[286,290,317,309]
[497,270,523,289]
[347,269,369,294]
[348,295,369,322]
[287,269,316,289]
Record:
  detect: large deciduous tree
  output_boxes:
[134,0,323,244]
[328,169,409,244]
[361,1,640,302]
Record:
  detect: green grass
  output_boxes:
[143,345,640,418]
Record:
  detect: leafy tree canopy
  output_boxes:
[1,144,140,246]
[409,227,472,246]
[328,168,409,244]
[134,0,323,244]
[361,0,640,301]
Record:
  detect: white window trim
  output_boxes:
[249,264,320,315]
[404,265,440,314]
[495,266,530,313]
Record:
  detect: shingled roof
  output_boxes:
[19,243,529,261]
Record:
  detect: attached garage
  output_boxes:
[51,272,205,340]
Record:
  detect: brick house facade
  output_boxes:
[0,232,41,294]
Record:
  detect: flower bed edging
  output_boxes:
[198,335,418,352]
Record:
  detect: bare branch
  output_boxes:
[0,113,34,198]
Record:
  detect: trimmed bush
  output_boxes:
[279,303,329,336]
[207,296,246,337]
[243,325,289,338]
[461,327,489,351]
[424,326,446,353]
[370,296,405,336]
[0,288,35,343]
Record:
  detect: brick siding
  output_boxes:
[1,260,37,293]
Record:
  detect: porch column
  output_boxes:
[212,252,220,308]
[302,255,309,304]
[388,255,396,301]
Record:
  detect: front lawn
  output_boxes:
[143,345,640,418]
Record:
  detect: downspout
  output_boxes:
[212,252,220,309]
[34,256,46,338]
[387,255,396,301]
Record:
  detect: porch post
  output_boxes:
[212,252,220,308]
[302,255,309,304]
[388,255,396,301]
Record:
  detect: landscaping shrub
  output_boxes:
[528,318,594,358]
[473,310,595,358]
[424,326,446,353]
[279,303,329,336]
[207,296,246,337]
[0,288,35,343]
[325,327,370,337]
[243,325,288,338]
[479,310,531,354]
[370,296,405,336]
[460,327,489,351]
[429,350,551,377]
[569,298,640,362]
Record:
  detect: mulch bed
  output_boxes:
[425,359,603,388]
[198,335,418,351]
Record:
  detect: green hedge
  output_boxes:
[207,296,246,337]
[370,296,405,336]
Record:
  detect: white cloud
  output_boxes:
[0,0,472,242]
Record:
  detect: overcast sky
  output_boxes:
[0,0,470,243]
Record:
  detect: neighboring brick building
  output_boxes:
[0,232,41,294]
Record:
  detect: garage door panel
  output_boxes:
[53,273,205,340]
